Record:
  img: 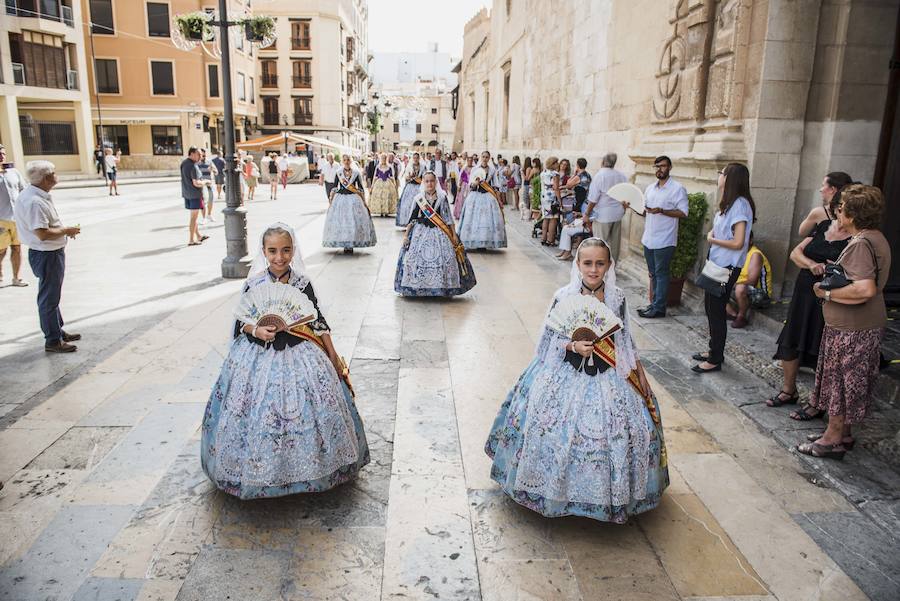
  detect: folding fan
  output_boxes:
[546,294,622,342]
[606,182,645,214]
[234,282,317,332]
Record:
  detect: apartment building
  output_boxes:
[251,0,369,154]
[376,92,455,154]
[79,0,258,170]
[1,0,94,173]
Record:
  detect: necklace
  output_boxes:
[581,280,604,296]
[268,268,290,283]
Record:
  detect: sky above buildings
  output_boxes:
[368,0,490,59]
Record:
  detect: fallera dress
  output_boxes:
[485,285,668,523]
[201,269,369,500]
[453,166,471,222]
[394,190,476,297]
[457,165,508,249]
[369,165,398,217]
[322,168,377,249]
[396,163,426,227]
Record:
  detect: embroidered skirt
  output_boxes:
[201,337,370,499]
[485,358,668,523]
[322,193,377,248]
[457,190,507,249]
[396,182,421,227]
[369,178,398,216]
[394,223,476,297]
[809,325,883,424]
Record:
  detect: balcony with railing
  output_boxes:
[261,74,278,88]
[292,76,311,88]
[6,0,75,27]
[294,113,313,126]
[262,113,280,126]
[291,37,311,51]
[11,61,78,91]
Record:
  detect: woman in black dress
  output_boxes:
[767,173,852,413]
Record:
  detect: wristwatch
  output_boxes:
[825,290,832,302]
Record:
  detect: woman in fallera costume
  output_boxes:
[322,154,377,254]
[395,171,476,297]
[485,238,668,523]
[396,152,426,227]
[201,223,369,499]
[453,154,474,222]
[368,153,399,217]
[457,151,508,249]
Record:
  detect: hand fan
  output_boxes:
[470,166,488,183]
[606,182,645,214]
[234,281,317,332]
[546,295,622,342]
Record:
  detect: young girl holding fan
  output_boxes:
[201,222,369,499]
[485,237,668,523]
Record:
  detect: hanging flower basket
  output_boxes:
[243,15,276,45]
[174,12,213,42]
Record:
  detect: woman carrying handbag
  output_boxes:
[692,163,756,373]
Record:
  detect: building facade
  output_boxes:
[1,0,94,174]
[374,91,455,154]
[457,0,900,296]
[252,0,369,154]
[79,0,258,170]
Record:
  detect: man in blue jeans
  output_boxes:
[637,156,688,318]
[13,160,81,353]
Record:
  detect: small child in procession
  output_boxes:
[201,222,369,499]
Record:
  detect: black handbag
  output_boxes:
[818,263,851,290]
[695,259,733,297]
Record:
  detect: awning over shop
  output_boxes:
[290,133,356,156]
[236,132,308,151]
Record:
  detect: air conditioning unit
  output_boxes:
[66,70,78,90]
[61,5,73,26]
[12,63,25,85]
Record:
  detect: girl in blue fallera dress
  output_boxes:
[202,223,369,499]
[322,155,377,253]
[485,238,668,523]
[457,151,508,250]
[395,171,476,297]
[396,153,426,227]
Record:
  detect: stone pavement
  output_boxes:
[0,183,894,600]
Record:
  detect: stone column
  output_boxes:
[0,95,24,166]
[72,99,96,175]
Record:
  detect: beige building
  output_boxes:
[251,0,369,154]
[375,91,456,154]
[79,0,258,170]
[0,0,94,174]
[456,0,900,297]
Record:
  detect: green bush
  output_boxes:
[670,192,709,279]
[530,175,541,210]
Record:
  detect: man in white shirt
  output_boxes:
[0,144,27,287]
[428,148,450,193]
[636,155,688,318]
[318,153,340,199]
[277,153,289,190]
[584,153,628,261]
[13,161,81,352]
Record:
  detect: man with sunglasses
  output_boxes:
[637,155,688,318]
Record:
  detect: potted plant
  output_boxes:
[666,191,709,305]
[243,15,275,43]
[174,12,212,41]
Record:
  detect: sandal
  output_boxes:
[789,403,825,421]
[766,390,799,407]
[805,432,855,450]
[797,441,845,460]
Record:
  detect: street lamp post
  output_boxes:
[172,4,274,278]
[216,0,249,279]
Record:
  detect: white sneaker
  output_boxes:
[208,215,215,222]
[199,217,207,225]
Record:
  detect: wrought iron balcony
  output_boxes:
[261,74,278,88]
[293,113,312,126]
[292,76,311,88]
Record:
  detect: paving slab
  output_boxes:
[73,577,144,601]
[793,511,900,601]
[0,504,135,601]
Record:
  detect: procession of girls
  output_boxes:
[202,152,889,524]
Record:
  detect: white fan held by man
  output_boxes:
[234,282,318,335]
